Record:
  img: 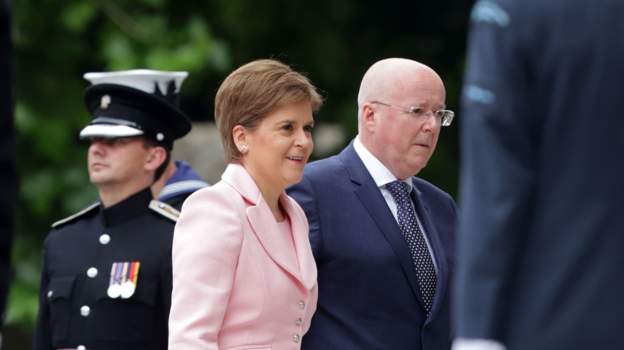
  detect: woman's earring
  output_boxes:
[239,144,248,154]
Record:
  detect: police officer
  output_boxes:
[34,70,194,350]
[153,159,209,210]
[90,69,208,210]
[453,1,624,350]
[146,75,208,209]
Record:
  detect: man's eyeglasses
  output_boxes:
[370,101,455,127]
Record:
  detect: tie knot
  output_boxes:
[386,180,411,200]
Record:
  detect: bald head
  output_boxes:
[357,58,444,126]
[356,58,447,179]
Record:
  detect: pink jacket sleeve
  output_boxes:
[168,186,243,350]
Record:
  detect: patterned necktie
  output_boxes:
[386,180,437,314]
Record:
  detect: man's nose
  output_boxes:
[420,111,440,130]
[89,138,108,155]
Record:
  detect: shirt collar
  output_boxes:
[353,136,413,192]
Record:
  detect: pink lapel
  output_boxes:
[221,164,316,290]
[280,195,317,290]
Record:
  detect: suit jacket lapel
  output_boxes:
[411,183,449,322]
[339,144,425,305]
[281,196,317,289]
[246,203,302,279]
[222,163,315,289]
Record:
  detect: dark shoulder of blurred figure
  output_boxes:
[0,0,16,349]
[453,1,624,350]
[33,69,205,350]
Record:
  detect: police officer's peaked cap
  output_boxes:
[80,69,192,148]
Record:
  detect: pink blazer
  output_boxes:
[168,163,318,350]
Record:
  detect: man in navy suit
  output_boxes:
[453,1,624,350]
[288,58,457,349]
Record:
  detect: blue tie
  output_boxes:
[386,180,437,314]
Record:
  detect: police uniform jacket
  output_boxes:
[454,1,624,349]
[34,187,178,350]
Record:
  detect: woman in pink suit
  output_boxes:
[169,59,323,350]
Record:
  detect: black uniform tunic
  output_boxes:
[34,187,176,350]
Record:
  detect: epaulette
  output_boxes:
[51,202,101,229]
[148,200,180,222]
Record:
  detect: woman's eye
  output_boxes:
[304,124,314,132]
[281,124,293,131]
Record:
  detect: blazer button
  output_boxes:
[295,317,303,326]
[80,305,91,317]
[99,233,111,245]
[298,300,305,309]
[77,345,86,350]
[292,334,300,343]
[87,267,98,278]
[47,290,53,298]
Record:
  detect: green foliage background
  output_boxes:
[8,0,472,346]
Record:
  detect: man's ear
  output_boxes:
[361,103,377,133]
[145,146,167,171]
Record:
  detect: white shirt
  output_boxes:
[353,139,503,350]
[352,136,438,272]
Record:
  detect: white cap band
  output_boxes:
[79,124,144,139]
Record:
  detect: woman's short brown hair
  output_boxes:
[215,59,323,161]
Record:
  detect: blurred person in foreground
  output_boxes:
[168,59,322,349]
[288,58,457,349]
[0,1,16,348]
[34,70,195,350]
[453,1,624,350]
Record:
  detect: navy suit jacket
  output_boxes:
[288,143,456,350]
[454,1,624,349]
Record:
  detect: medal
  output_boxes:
[107,284,121,299]
[108,261,140,299]
[107,262,122,298]
[121,262,140,299]
[120,281,135,299]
